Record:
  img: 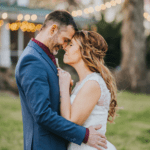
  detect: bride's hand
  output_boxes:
[57,68,73,93]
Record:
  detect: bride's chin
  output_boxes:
[63,59,72,65]
[63,59,68,64]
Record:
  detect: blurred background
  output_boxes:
[0,0,150,149]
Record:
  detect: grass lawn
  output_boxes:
[0,91,150,150]
[106,91,150,150]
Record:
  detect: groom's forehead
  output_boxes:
[60,25,75,39]
[60,25,74,31]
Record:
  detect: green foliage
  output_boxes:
[106,91,150,150]
[0,91,150,150]
[55,15,150,70]
[55,49,76,70]
[55,49,66,68]
[95,14,122,68]
[0,92,23,150]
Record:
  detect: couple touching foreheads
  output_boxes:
[15,10,118,150]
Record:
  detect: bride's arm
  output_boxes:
[60,79,101,126]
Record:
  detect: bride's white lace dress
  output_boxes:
[68,72,116,150]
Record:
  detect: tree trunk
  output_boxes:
[115,0,149,93]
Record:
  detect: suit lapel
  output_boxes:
[28,40,58,75]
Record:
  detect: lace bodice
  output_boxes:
[68,72,116,150]
[71,72,111,112]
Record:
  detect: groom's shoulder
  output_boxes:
[19,45,41,62]
[16,46,44,72]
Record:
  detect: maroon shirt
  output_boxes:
[31,38,56,66]
[31,38,89,143]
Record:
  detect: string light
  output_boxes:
[0,20,4,27]
[2,13,8,19]
[9,22,20,31]
[95,5,101,12]
[7,21,42,32]
[36,24,42,31]
[0,0,149,32]
[143,12,149,18]
[84,8,89,14]
[17,14,23,21]
[72,11,78,17]
[110,1,116,6]
[24,14,30,21]
[101,4,106,10]
[88,7,94,13]
[77,10,82,16]
[147,15,150,22]
[71,0,124,17]
[144,12,150,22]
[31,14,37,21]
[69,0,150,24]
[116,0,122,4]
[105,2,111,8]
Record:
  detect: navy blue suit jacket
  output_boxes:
[15,40,86,150]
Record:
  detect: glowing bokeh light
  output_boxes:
[105,2,111,8]
[77,10,82,16]
[2,13,8,19]
[116,0,121,4]
[31,14,37,21]
[88,7,94,13]
[95,6,100,11]
[101,4,106,10]
[17,14,23,21]
[110,0,116,6]
[143,12,149,19]
[147,15,150,22]
[72,11,77,17]
[24,14,30,21]
[84,8,89,14]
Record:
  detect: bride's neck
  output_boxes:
[72,60,93,83]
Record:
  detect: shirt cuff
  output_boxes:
[83,128,89,143]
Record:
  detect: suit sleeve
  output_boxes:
[17,55,86,145]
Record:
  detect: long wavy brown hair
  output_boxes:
[73,30,118,123]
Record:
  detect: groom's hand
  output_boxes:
[87,125,107,150]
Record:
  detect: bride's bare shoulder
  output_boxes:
[79,79,101,96]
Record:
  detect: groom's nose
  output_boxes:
[63,47,67,52]
[62,43,68,49]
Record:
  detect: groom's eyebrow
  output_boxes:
[65,37,71,41]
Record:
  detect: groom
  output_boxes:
[15,10,107,150]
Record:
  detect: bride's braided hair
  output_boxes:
[73,30,118,123]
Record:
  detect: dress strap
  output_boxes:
[72,72,98,95]
[72,72,111,110]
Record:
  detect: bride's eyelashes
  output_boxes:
[67,41,73,46]
[69,42,73,46]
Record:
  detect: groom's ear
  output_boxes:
[49,24,58,35]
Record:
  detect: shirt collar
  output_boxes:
[31,38,56,66]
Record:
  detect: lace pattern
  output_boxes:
[68,72,116,150]
[71,72,111,111]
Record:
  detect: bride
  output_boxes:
[57,30,118,150]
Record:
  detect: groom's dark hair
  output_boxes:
[40,10,78,31]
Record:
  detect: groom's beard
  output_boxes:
[47,34,62,55]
